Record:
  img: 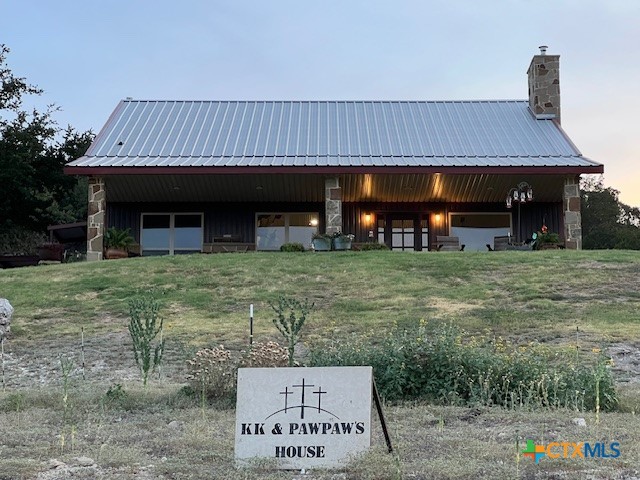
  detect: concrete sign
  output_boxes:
[235,366,373,469]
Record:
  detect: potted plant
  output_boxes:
[38,242,65,261]
[311,232,332,252]
[0,227,45,268]
[333,232,354,251]
[104,227,135,259]
[532,225,561,250]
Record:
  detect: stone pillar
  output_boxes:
[527,47,561,123]
[325,177,342,235]
[563,176,582,250]
[87,176,106,261]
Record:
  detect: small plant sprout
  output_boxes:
[269,296,315,366]
[128,293,165,387]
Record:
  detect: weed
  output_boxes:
[128,293,165,387]
[269,296,314,366]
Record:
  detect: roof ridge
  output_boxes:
[120,99,529,104]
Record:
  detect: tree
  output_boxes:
[0,44,93,235]
[581,176,640,250]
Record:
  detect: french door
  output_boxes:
[382,214,429,251]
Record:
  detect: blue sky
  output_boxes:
[4,0,639,205]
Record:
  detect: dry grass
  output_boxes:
[1,250,640,478]
[0,383,638,479]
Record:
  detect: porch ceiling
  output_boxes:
[105,173,566,203]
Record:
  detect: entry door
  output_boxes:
[391,218,415,251]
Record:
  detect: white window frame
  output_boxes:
[140,212,204,255]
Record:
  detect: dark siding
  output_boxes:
[109,200,562,248]
[108,202,324,243]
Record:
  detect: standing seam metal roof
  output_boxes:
[68,100,601,169]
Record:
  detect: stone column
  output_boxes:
[325,177,342,235]
[87,176,106,261]
[563,176,581,250]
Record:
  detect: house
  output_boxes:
[65,47,603,259]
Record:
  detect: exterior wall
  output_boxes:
[108,201,324,245]
[87,176,106,261]
[108,199,564,252]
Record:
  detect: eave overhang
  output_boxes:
[65,164,603,176]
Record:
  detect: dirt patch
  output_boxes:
[609,343,640,383]
[1,331,189,389]
[428,297,479,316]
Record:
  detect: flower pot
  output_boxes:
[105,248,129,259]
[38,243,64,261]
[312,238,331,252]
[538,243,560,250]
[333,238,352,251]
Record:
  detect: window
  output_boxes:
[256,213,318,251]
[141,213,203,256]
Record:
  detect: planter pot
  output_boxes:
[538,243,560,250]
[333,238,352,251]
[312,238,332,252]
[0,255,40,269]
[105,248,129,259]
[38,243,64,261]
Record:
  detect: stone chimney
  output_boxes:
[527,45,561,123]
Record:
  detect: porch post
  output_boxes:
[563,175,582,250]
[87,176,106,261]
[325,177,342,234]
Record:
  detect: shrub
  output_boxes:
[0,227,46,255]
[308,321,618,411]
[186,341,290,401]
[240,341,289,368]
[280,243,305,252]
[359,242,389,251]
[186,345,236,400]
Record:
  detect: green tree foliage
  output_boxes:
[0,44,93,235]
[581,176,640,250]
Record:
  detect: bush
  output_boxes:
[308,321,618,411]
[359,242,389,251]
[0,227,46,255]
[186,341,289,400]
[186,345,235,400]
[280,243,305,252]
[240,341,289,368]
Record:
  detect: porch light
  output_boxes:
[364,213,372,225]
[435,213,441,222]
[505,181,534,243]
[309,218,318,227]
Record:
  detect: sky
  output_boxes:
[3,0,639,206]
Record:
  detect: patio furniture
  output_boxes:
[436,236,465,252]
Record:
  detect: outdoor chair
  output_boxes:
[436,236,465,252]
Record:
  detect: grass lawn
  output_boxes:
[0,250,639,479]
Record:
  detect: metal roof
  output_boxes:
[67,100,602,172]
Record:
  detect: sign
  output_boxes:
[235,366,372,469]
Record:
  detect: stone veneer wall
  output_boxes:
[563,176,582,250]
[87,176,106,261]
[325,177,342,235]
[527,54,561,122]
